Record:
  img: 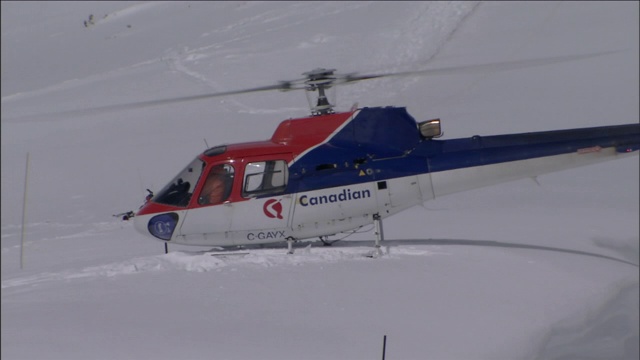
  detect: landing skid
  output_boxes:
[287,237,296,254]
[209,252,250,258]
[365,213,384,258]
[319,236,340,246]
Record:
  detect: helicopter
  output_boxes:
[106,54,640,255]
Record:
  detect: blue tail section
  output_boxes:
[286,107,639,193]
[417,123,639,172]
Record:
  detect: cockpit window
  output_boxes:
[198,164,235,206]
[242,160,288,198]
[154,158,205,207]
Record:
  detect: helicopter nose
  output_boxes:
[133,215,148,236]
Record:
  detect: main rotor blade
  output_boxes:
[342,50,619,83]
[5,50,619,121]
[6,82,300,121]
[84,83,297,117]
[105,83,295,110]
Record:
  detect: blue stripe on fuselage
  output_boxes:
[275,107,640,195]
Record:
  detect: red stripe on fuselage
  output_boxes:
[136,201,184,216]
[138,111,356,216]
[271,111,355,147]
[219,110,356,160]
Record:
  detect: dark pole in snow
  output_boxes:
[20,152,30,270]
[164,243,168,254]
[382,335,387,360]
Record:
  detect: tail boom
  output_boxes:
[421,124,639,198]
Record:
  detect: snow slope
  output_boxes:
[2,2,638,359]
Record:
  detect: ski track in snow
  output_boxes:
[0,58,163,111]
[533,282,640,359]
[1,221,123,246]
[1,2,479,117]
[350,1,481,101]
[156,2,375,114]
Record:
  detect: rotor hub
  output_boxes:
[302,68,337,115]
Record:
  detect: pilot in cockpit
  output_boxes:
[198,164,233,205]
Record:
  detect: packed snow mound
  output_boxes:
[1,242,441,288]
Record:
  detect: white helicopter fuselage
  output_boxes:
[133,107,639,247]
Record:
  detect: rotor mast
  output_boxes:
[303,68,337,116]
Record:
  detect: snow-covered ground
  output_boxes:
[2,2,638,359]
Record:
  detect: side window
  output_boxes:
[198,164,234,206]
[242,160,288,198]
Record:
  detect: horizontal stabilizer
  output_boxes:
[616,144,639,153]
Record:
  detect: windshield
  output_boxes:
[154,158,206,207]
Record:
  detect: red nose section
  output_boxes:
[136,201,184,216]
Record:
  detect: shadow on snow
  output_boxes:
[180,238,638,268]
